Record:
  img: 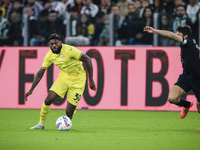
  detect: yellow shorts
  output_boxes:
[49,71,86,106]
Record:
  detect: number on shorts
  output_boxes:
[73,93,81,103]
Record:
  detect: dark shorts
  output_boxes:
[175,73,200,102]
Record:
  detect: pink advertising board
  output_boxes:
[0,47,198,111]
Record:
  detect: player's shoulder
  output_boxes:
[183,37,199,50]
[45,49,53,57]
[186,37,198,45]
[62,43,80,52]
[61,44,75,51]
[182,37,194,45]
[186,37,193,41]
[62,43,71,48]
[43,49,53,62]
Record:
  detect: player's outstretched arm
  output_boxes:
[80,53,96,91]
[24,67,46,101]
[143,26,183,43]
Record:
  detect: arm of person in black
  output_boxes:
[143,26,183,43]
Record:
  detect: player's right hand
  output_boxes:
[24,91,33,101]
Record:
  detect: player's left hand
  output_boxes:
[89,79,96,91]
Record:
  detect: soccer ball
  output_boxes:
[56,116,72,131]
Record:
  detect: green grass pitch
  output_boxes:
[0,109,200,150]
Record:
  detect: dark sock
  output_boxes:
[177,98,190,108]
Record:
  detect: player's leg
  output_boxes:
[66,101,76,119]
[66,88,85,119]
[190,84,200,129]
[168,74,192,106]
[168,85,187,105]
[197,102,200,130]
[190,81,200,114]
[30,91,59,129]
[168,74,193,118]
[31,76,65,129]
[39,91,59,124]
[197,101,200,114]
[168,85,193,119]
[66,75,86,119]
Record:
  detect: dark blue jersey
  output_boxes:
[180,37,200,80]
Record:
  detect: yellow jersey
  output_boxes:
[42,44,85,78]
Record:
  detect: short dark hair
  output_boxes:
[127,3,135,9]
[13,0,22,3]
[68,6,78,12]
[49,10,58,14]
[95,11,105,18]
[39,9,49,17]
[176,25,192,37]
[176,4,186,10]
[48,33,61,41]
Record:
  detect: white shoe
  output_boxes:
[30,123,44,129]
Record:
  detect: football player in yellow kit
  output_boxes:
[25,33,96,129]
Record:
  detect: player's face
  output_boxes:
[49,39,62,53]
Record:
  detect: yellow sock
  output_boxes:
[39,102,51,125]
[69,110,76,120]
[73,110,76,117]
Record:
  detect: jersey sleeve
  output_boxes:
[180,37,187,45]
[42,51,52,69]
[70,46,82,60]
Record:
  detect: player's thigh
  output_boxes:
[49,76,68,99]
[169,74,190,102]
[67,75,86,106]
[168,85,186,102]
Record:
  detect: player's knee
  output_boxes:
[44,91,59,105]
[44,99,52,105]
[168,94,180,104]
[44,97,54,105]
[168,97,176,104]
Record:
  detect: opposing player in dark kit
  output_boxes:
[144,25,200,130]
[25,33,96,129]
